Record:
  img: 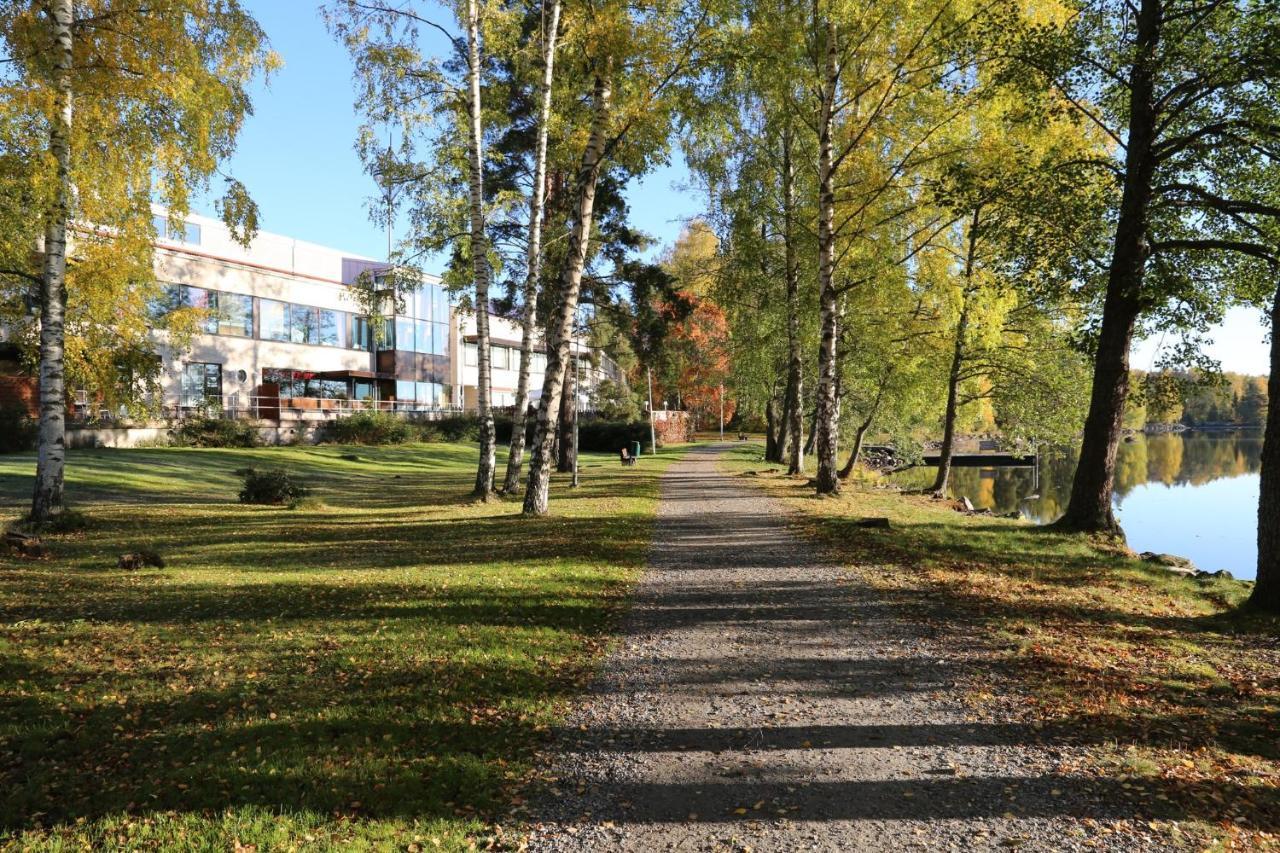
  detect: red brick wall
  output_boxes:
[0,376,37,418]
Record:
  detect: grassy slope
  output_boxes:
[0,442,683,851]
[724,444,1279,851]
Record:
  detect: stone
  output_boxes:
[1139,552,1197,575]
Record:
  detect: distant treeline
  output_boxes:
[1128,371,1270,429]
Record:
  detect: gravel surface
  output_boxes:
[524,444,1177,852]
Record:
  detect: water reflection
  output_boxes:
[894,431,1264,580]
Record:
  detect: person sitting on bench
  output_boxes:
[619,447,637,466]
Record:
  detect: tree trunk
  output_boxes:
[1055,0,1161,534]
[803,402,817,457]
[523,69,611,516]
[30,0,74,524]
[1250,282,1280,612]
[502,0,561,495]
[932,212,979,495]
[782,125,805,476]
[764,396,780,462]
[465,0,496,499]
[813,17,840,495]
[557,355,577,472]
[838,418,871,479]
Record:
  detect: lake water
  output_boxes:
[894,431,1263,580]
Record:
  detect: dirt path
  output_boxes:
[525,444,1170,852]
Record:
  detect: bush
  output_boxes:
[576,419,653,453]
[238,468,310,506]
[172,417,259,448]
[321,411,414,445]
[0,404,37,454]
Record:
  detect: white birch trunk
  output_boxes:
[31,0,74,523]
[502,0,562,494]
[466,0,497,498]
[813,17,841,495]
[522,70,612,516]
[782,125,804,476]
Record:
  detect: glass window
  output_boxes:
[432,286,449,323]
[263,368,292,397]
[152,215,167,237]
[432,321,448,356]
[353,380,375,401]
[259,300,288,341]
[293,370,320,398]
[411,288,429,321]
[415,382,433,405]
[395,380,416,405]
[218,292,254,337]
[352,316,374,351]
[183,222,201,245]
[395,317,415,352]
[290,304,316,344]
[532,352,547,373]
[416,319,431,354]
[464,342,478,367]
[181,362,221,406]
[492,345,509,370]
[316,309,341,347]
[320,379,348,400]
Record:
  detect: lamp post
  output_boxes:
[719,382,724,441]
[647,367,656,455]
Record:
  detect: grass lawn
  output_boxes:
[0,441,684,851]
[723,444,1279,851]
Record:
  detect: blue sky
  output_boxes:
[206,1,1269,375]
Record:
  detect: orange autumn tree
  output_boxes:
[653,222,735,428]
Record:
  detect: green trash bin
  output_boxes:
[631,440,642,459]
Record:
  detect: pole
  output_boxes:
[719,382,724,441]
[571,351,580,487]
[647,366,657,455]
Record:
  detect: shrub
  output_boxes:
[172,417,259,448]
[322,411,413,445]
[0,404,37,454]
[576,419,653,453]
[238,468,310,506]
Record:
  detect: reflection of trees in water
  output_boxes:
[896,432,1263,522]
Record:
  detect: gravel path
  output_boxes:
[525,444,1173,852]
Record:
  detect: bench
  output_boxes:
[619,447,637,467]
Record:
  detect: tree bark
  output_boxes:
[1250,281,1280,612]
[838,418,871,479]
[557,354,577,472]
[1055,1,1161,534]
[502,0,561,494]
[931,210,979,496]
[782,125,805,475]
[30,0,74,524]
[813,17,840,495]
[523,69,611,516]
[465,0,497,499]
[764,396,779,462]
[803,402,817,457]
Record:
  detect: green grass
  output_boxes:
[723,444,1280,850]
[0,442,684,851]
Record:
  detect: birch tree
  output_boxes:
[501,0,562,494]
[521,0,718,515]
[0,0,274,522]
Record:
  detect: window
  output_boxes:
[152,214,202,245]
[290,304,316,344]
[492,345,509,370]
[260,299,288,341]
[320,379,348,400]
[464,342,478,367]
[395,380,416,405]
[181,362,221,407]
[532,352,547,373]
[395,317,415,352]
[416,319,431,354]
[352,316,374,351]
[218,292,254,337]
[353,380,376,401]
[432,321,448,355]
[316,309,342,347]
[432,286,449,323]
